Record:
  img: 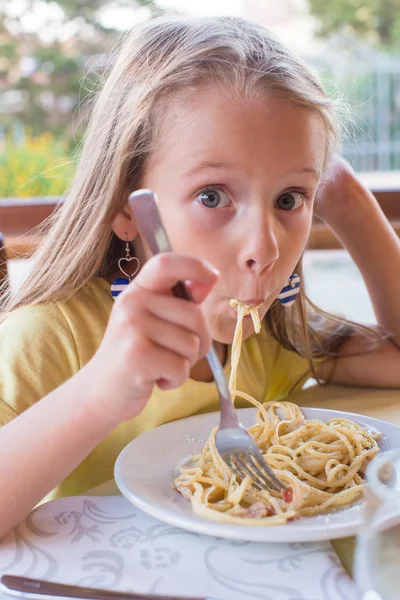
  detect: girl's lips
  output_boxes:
[239,299,264,306]
[229,298,265,320]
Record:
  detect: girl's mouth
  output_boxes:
[229,299,264,322]
[239,299,264,306]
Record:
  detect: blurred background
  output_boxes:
[1,0,400,323]
[2,0,400,197]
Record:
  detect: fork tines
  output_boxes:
[227,452,285,494]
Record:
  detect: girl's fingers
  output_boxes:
[141,312,205,366]
[105,253,218,407]
[132,340,191,391]
[185,280,216,304]
[133,253,219,300]
[129,292,211,357]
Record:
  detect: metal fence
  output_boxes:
[309,39,400,172]
[333,68,400,171]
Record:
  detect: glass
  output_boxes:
[354,450,400,600]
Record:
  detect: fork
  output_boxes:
[0,574,210,600]
[128,189,289,498]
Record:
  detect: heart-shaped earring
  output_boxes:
[111,239,141,299]
[277,273,301,307]
[117,255,140,280]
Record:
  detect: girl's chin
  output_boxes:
[210,311,263,345]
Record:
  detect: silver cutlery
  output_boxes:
[0,575,211,600]
[128,189,288,497]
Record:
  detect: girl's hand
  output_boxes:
[87,254,218,424]
[314,155,358,224]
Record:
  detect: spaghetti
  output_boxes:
[173,301,380,525]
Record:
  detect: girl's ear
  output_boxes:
[111,206,138,241]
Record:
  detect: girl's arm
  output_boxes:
[314,157,400,386]
[0,363,117,538]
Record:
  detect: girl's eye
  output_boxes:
[197,188,231,209]
[275,192,305,211]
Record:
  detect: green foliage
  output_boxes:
[0,0,156,144]
[308,0,400,50]
[0,0,163,196]
[0,132,76,197]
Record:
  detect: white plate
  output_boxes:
[114,407,400,543]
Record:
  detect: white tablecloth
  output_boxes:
[0,495,358,600]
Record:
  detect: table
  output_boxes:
[1,384,398,599]
[0,495,356,600]
[294,383,400,575]
[84,383,400,577]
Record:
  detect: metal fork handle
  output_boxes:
[206,345,238,428]
[169,284,236,426]
[128,189,238,428]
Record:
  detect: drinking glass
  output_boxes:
[354,450,400,600]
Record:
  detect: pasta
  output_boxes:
[173,301,380,525]
[228,299,261,394]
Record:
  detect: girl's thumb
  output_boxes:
[184,278,217,304]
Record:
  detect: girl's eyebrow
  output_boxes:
[184,162,321,178]
[291,166,322,180]
[184,161,241,177]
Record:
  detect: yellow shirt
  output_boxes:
[0,277,315,499]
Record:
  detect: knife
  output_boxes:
[0,575,214,600]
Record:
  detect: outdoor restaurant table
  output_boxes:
[0,384,399,600]
[83,383,400,577]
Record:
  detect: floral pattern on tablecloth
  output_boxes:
[0,495,357,600]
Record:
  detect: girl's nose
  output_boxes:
[242,217,280,275]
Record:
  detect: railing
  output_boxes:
[311,57,400,172]
[342,68,400,172]
[309,171,400,249]
[0,196,59,260]
[1,173,400,259]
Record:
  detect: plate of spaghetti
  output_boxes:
[115,403,400,542]
[115,300,400,542]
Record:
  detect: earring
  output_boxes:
[277,273,301,307]
[110,236,140,299]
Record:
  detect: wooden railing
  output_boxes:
[308,172,400,249]
[0,196,59,260]
[1,172,400,260]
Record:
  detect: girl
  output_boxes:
[1,15,399,538]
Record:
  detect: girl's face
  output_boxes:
[141,87,326,344]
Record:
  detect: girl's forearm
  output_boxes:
[0,364,117,538]
[322,177,400,345]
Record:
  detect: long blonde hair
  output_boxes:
[0,15,378,374]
